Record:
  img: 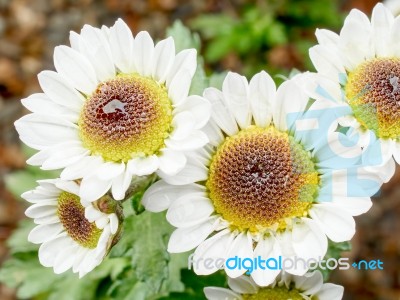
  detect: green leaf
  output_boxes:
[166,20,201,52]
[6,219,37,254]
[109,211,186,299]
[189,59,208,96]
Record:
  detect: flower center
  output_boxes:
[57,191,102,249]
[242,286,304,300]
[345,57,400,140]
[79,74,173,162]
[206,126,319,232]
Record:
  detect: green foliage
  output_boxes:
[190,0,344,77]
[318,241,352,281]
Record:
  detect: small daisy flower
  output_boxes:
[309,3,400,181]
[14,19,211,202]
[23,179,120,277]
[204,271,344,300]
[142,71,381,286]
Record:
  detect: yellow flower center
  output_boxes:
[57,191,102,249]
[242,286,304,300]
[79,74,173,162]
[345,57,400,140]
[206,126,319,232]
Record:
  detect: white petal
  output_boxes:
[53,245,76,274]
[175,95,211,129]
[202,121,224,146]
[79,25,115,81]
[85,206,103,222]
[222,72,251,129]
[293,271,323,296]
[132,31,154,76]
[249,71,275,127]
[227,276,258,294]
[127,155,159,176]
[69,31,81,51]
[225,232,254,278]
[192,229,234,275]
[167,217,217,253]
[203,87,238,136]
[15,114,78,150]
[80,175,112,202]
[315,29,339,46]
[166,49,197,85]
[95,215,109,229]
[53,45,98,94]
[165,130,209,151]
[109,19,134,73]
[314,283,344,300]
[339,9,374,69]
[111,168,132,201]
[160,155,207,185]
[251,236,281,286]
[371,3,394,57]
[309,203,355,242]
[41,146,89,170]
[157,149,187,175]
[168,69,192,106]
[273,79,309,132]
[54,179,80,195]
[21,92,78,119]
[292,218,328,261]
[25,204,57,218]
[109,213,119,234]
[96,162,125,181]
[142,180,205,212]
[60,155,103,180]
[170,111,196,140]
[38,234,68,267]
[167,194,214,227]
[152,36,175,82]
[309,45,345,81]
[204,287,242,300]
[28,223,63,244]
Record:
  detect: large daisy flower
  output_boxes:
[204,271,344,300]
[142,71,382,286]
[308,3,400,182]
[23,179,119,277]
[14,19,211,202]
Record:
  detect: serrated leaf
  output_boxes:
[166,20,201,52]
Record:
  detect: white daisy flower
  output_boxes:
[308,3,400,182]
[142,71,382,286]
[22,179,120,277]
[14,19,211,202]
[204,271,344,300]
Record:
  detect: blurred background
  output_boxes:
[0,0,399,299]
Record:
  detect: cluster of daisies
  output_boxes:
[14,3,400,299]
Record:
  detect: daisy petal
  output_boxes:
[249,71,275,128]
[152,36,175,82]
[204,287,242,300]
[204,87,239,136]
[109,19,134,73]
[222,72,251,129]
[225,232,253,278]
[132,31,154,76]
[292,218,328,262]
[314,283,344,300]
[167,194,214,227]
[167,217,217,253]
[53,45,98,94]
[309,203,355,242]
[127,155,159,176]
